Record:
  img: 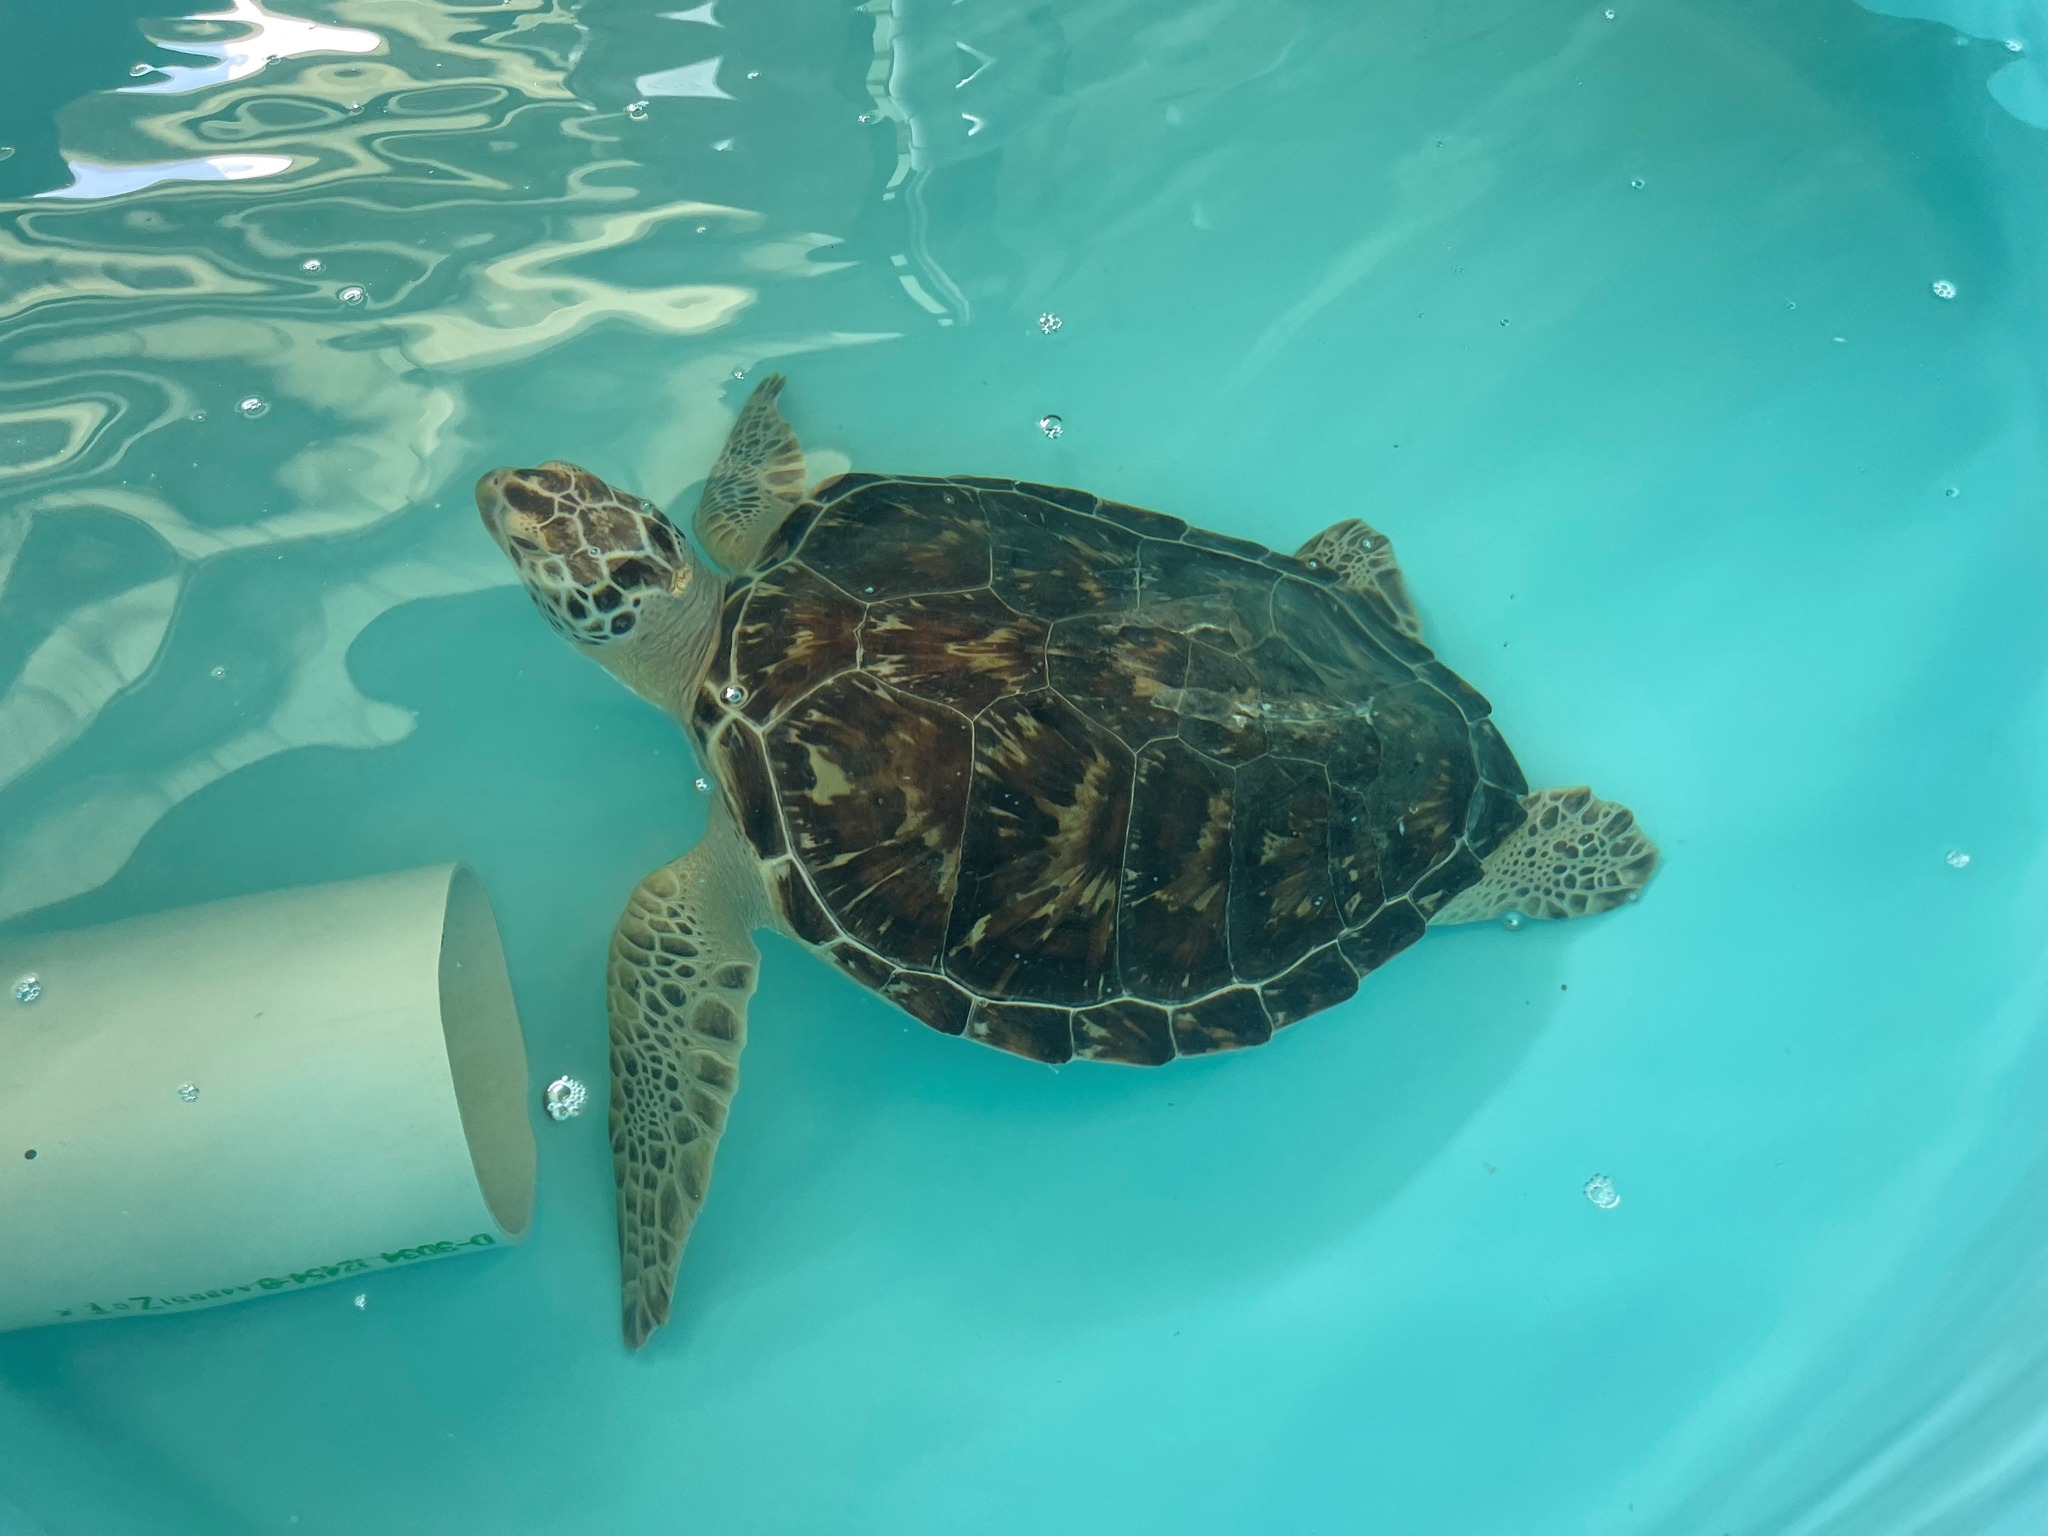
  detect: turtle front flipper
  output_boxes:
[1431,786,1659,924]
[1298,517,1423,642]
[695,373,808,571]
[607,807,765,1349]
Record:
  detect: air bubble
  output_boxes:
[14,976,41,1005]
[1584,1174,1620,1210]
[1604,8,1615,17]
[692,776,711,794]
[732,367,746,380]
[858,112,874,123]
[543,1076,588,1121]
[344,102,363,116]
[2006,38,2025,53]
[626,100,649,121]
[1038,312,1063,334]
[1945,849,1971,868]
[1931,279,1957,300]
[210,664,227,678]
[237,396,269,419]
[338,285,367,305]
[302,257,323,273]
[189,410,207,422]
[130,62,152,77]
[352,1293,367,1309]
[721,684,747,704]
[1629,177,1644,189]
[1500,911,1524,932]
[1944,486,1959,499]
[746,70,761,80]
[1038,414,1064,439]
[177,1083,200,1103]
[0,148,12,162]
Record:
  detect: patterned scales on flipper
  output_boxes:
[689,475,1532,1066]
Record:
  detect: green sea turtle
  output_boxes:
[477,376,1657,1348]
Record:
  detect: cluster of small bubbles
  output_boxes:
[1038,311,1063,334]
[1629,177,1645,189]
[129,62,152,77]
[2007,38,2026,53]
[1946,849,1972,868]
[732,366,747,380]
[1932,279,1957,300]
[1584,1173,1621,1210]
[14,976,42,1005]
[1038,413,1064,439]
[626,100,649,120]
[237,395,269,419]
[858,112,874,123]
[721,684,748,704]
[692,776,711,794]
[1500,911,1525,932]
[352,1293,368,1310]
[177,1082,200,1103]
[543,1076,588,1121]
[301,257,323,273]
[338,284,367,305]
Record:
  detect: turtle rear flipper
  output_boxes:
[695,374,808,571]
[1431,786,1659,924]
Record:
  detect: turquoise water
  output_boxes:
[3,0,2047,1530]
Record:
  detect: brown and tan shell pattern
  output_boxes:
[688,475,1530,1067]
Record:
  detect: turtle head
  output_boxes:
[477,460,716,711]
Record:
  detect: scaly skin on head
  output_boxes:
[476,460,722,719]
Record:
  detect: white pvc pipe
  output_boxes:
[0,864,536,1332]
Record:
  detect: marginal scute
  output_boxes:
[1170,988,1272,1055]
[1408,844,1485,919]
[1073,1000,1177,1064]
[828,940,896,990]
[1339,899,1428,975]
[883,971,973,1036]
[750,500,821,571]
[770,860,838,947]
[1471,717,1529,797]
[1260,944,1360,1028]
[1464,781,1527,858]
[966,1000,1075,1064]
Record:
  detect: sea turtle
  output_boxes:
[477,376,1657,1348]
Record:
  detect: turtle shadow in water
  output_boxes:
[679,918,1572,1340]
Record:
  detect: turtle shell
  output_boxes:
[691,475,1529,1067]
